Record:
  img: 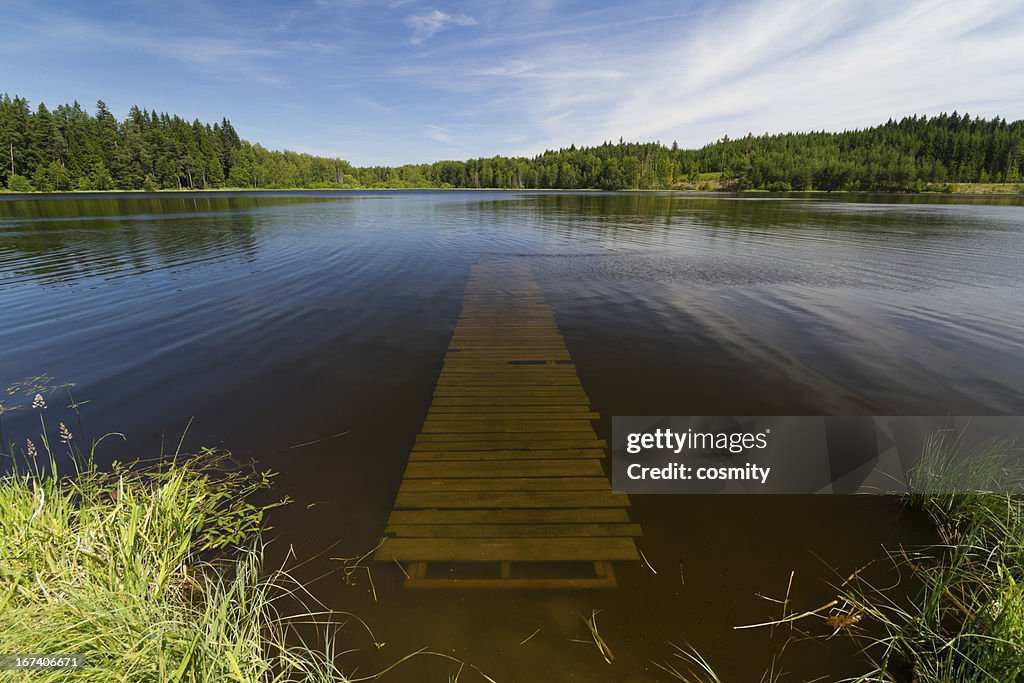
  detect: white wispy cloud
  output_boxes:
[6,0,1022,166]
[425,124,454,143]
[405,9,477,45]
[3,13,288,84]
[391,0,1024,157]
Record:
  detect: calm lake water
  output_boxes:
[2,190,1023,681]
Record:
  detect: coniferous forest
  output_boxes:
[2,94,1023,193]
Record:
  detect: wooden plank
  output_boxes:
[422,413,595,421]
[431,393,587,400]
[376,537,639,562]
[412,441,607,453]
[424,417,598,425]
[404,574,616,589]
[409,448,606,461]
[394,490,629,509]
[437,375,579,381]
[426,406,597,415]
[439,359,574,365]
[458,308,553,312]
[386,508,631,525]
[452,331,558,336]
[446,347,567,352]
[440,363,577,370]
[451,323,557,328]
[445,346,567,350]
[433,381,584,388]
[429,397,592,406]
[399,477,610,492]
[375,261,641,586]
[434,374,585,378]
[440,358,573,362]
[440,370,576,375]
[415,433,606,445]
[386,523,643,538]
[402,561,617,589]
[426,411,600,420]
[446,351,565,355]
[420,427,597,437]
[438,368,578,375]
[434,370,581,376]
[449,345,567,351]
[432,387,584,393]
[434,385,589,389]
[451,339,560,343]
[450,334,565,340]
[443,359,564,362]
[420,421,595,434]
[447,345,565,350]
[424,410,594,419]
[442,358,573,362]
[448,341,562,346]
[404,459,605,478]
[450,335,565,340]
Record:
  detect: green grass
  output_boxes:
[652,429,1024,682]
[836,430,1024,682]
[0,437,351,682]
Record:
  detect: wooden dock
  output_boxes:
[375,261,640,588]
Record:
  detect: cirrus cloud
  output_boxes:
[405,9,477,45]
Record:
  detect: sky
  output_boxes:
[3,0,1024,165]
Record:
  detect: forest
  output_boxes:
[2,94,1022,193]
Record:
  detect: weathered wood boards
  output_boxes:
[374,261,641,588]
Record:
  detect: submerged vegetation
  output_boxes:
[2,93,1024,193]
[840,432,1024,682]
[0,404,351,682]
[658,430,1024,683]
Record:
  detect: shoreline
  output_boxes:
[2,184,1022,197]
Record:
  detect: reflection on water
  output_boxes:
[1,190,1022,680]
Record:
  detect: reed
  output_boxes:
[656,429,1024,682]
[836,430,1024,681]
[0,418,350,682]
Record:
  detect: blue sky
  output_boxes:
[4,0,1024,165]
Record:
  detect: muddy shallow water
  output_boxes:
[2,190,1022,680]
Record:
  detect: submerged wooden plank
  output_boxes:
[404,459,605,478]
[448,339,569,344]
[412,439,608,452]
[420,421,595,434]
[386,523,643,538]
[399,476,610,492]
[401,562,617,590]
[414,433,607,445]
[425,406,597,415]
[437,370,579,378]
[422,412,594,420]
[394,490,630,509]
[425,416,596,425]
[426,411,600,420]
[377,537,639,562]
[431,388,588,397]
[433,376,584,384]
[387,508,631,525]
[429,396,592,406]
[377,261,640,586]
[435,376,582,385]
[408,448,607,461]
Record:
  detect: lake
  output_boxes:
[2,190,1023,681]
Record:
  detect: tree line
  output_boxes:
[2,94,1022,193]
